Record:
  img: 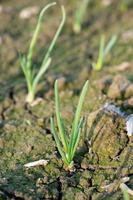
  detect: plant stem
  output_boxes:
[26,89,35,103]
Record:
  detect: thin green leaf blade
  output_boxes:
[74,0,91,33]
[19,53,33,94]
[55,80,68,153]
[50,117,69,165]
[104,35,117,57]
[71,80,88,134]
[27,2,56,70]
[95,35,105,71]
[69,117,84,161]
[69,81,88,155]
[32,57,51,91]
[41,5,66,67]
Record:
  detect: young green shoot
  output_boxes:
[50,80,89,170]
[19,2,66,103]
[73,0,91,33]
[93,35,117,71]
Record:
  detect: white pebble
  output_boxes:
[126,114,133,136]
[24,159,49,168]
[19,6,39,19]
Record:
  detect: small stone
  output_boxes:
[107,75,129,99]
[19,6,39,19]
[102,0,113,6]
[125,84,133,98]
[126,114,133,136]
[115,62,132,72]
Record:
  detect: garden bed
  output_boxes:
[0,0,133,199]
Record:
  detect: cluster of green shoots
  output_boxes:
[19,3,89,169]
[92,35,117,71]
[73,0,91,33]
[19,2,118,170]
[51,80,88,169]
[19,2,65,103]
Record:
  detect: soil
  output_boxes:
[0,0,133,199]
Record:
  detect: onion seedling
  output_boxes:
[50,80,89,170]
[73,0,91,33]
[19,2,66,103]
[93,35,117,71]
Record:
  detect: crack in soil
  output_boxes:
[57,177,63,200]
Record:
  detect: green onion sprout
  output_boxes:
[19,2,66,103]
[51,80,89,170]
[93,35,117,71]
